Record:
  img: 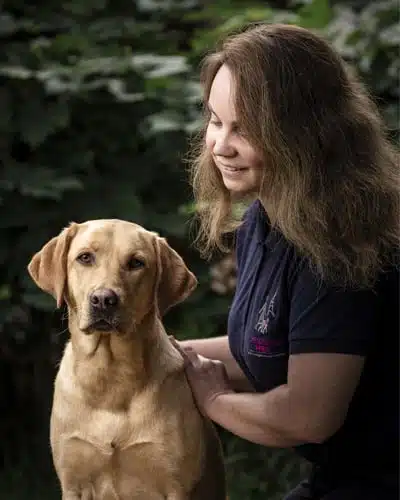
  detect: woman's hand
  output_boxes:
[170,337,234,416]
[169,338,306,447]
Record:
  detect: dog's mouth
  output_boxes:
[83,317,122,334]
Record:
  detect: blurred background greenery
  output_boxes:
[0,0,398,498]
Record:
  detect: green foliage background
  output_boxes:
[0,0,398,498]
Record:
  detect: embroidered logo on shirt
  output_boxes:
[248,336,285,356]
[255,290,277,335]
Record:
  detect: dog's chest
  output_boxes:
[55,400,193,499]
[62,390,163,452]
[52,349,204,497]
[82,410,134,452]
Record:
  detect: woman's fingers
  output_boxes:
[169,336,201,368]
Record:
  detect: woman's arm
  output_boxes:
[180,348,364,447]
[178,336,253,391]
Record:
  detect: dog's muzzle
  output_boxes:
[86,288,121,333]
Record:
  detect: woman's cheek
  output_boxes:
[205,124,215,150]
[247,147,264,170]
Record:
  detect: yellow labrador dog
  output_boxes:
[28,220,226,500]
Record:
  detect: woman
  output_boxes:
[174,23,399,499]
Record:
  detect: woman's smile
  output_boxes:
[205,64,263,195]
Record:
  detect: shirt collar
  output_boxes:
[254,199,283,248]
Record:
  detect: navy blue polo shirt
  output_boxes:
[228,199,399,475]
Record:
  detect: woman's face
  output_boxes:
[205,64,264,195]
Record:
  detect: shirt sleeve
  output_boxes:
[289,260,380,356]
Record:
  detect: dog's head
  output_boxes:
[27,220,197,335]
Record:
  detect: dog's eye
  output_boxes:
[127,257,145,270]
[77,252,94,265]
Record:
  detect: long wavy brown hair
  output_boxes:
[188,23,399,288]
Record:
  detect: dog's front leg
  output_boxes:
[61,491,81,500]
[61,487,93,500]
[166,489,189,500]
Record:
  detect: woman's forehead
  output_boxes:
[208,64,237,119]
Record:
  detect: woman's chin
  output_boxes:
[222,178,258,196]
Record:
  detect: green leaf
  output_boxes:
[0,66,33,79]
[146,112,182,133]
[22,291,56,311]
[137,0,198,12]
[62,0,108,15]
[0,13,17,37]
[0,87,12,132]
[132,54,189,78]
[297,0,332,28]
[3,164,83,199]
[0,285,11,300]
[17,98,71,146]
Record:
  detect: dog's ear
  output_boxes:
[27,223,78,308]
[155,237,197,317]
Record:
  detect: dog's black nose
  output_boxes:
[90,288,119,311]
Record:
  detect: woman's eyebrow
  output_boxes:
[206,102,218,117]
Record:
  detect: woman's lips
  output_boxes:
[220,165,248,178]
[219,163,248,172]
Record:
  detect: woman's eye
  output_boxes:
[127,257,145,270]
[209,115,221,126]
[77,252,94,265]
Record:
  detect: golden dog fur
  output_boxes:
[28,220,226,500]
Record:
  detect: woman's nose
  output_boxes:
[213,130,236,157]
